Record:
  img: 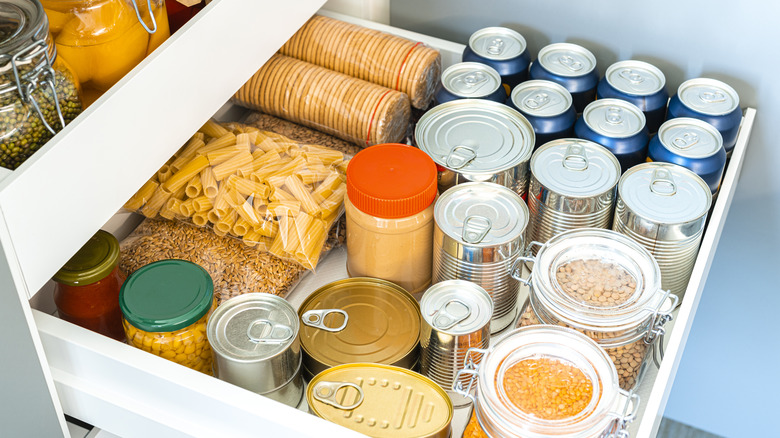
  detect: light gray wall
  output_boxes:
[390,1,779,436]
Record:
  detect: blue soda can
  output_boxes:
[666,78,741,158]
[508,80,576,150]
[575,98,649,172]
[462,27,530,95]
[597,60,668,134]
[529,43,599,113]
[648,117,726,195]
[434,62,506,105]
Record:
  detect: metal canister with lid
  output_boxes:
[298,278,421,380]
[434,62,506,105]
[597,60,669,134]
[308,363,453,438]
[648,117,726,195]
[526,139,621,255]
[432,182,529,333]
[575,98,650,172]
[508,79,576,150]
[207,293,302,407]
[419,280,492,406]
[666,78,742,158]
[415,99,534,197]
[528,43,599,113]
[462,27,530,95]
[613,162,712,303]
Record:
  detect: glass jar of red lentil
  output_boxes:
[511,228,676,391]
[455,325,638,438]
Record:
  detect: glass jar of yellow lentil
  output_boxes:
[119,259,215,375]
[455,326,637,438]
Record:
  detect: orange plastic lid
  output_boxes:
[347,144,437,219]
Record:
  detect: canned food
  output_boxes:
[513,228,676,390]
[508,80,576,150]
[462,27,530,95]
[648,117,726,195]
[298,278,421,380]
[415,99,534,197]
[666,78,742,158]
[434,62,506,105]
[528,43,599,113]
[526,139,621,254]
[455,326,638,438]
[207,293,302,407]
[433,182,529,333]
[597,60,669,134]
[575,98,650,172]
[308,363,453,438]
[613,162,712,303]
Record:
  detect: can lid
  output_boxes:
[510,79,573,117]
[346,144,437,219]
[435,182,529,247]
[415,100,534,174]
[207,293,298,362]
[582,98,646,138]
[420,280,493,335]
[657,117,724,159]
[119,260,214,332]
[536,43,597,77]
[0,0,47,55]
[441,62,502,98]
[531,139,621,197]
[618,162,712,224]
[468,26,527,61]
[53,230,120,286]
[677,78,740,116]
[605,60,666,96]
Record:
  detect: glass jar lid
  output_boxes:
[53,230,120,286]
[0,0,48,55]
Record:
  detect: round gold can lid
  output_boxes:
[308,363,453,438]
[298,278,421,369]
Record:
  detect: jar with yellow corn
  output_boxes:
[119,259,215,375]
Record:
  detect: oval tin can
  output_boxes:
[575,98,650,172]
[462,26,531,95]
[508,79,576,150]
[434,62,506,105]
[528,42,599,113]
[597,60,669,134]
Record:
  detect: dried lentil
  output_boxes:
[555,259,636,307]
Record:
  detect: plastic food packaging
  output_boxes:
[124,120,349,270]
[232,54,411,148]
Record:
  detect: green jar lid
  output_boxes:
[53,230,120,286]
[119,260,214,332]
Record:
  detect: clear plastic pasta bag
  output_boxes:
[124,120,349,270]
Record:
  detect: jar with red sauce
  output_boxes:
[53,230,126,341]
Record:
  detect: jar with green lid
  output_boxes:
[119,259,216,375]
[0,0,82,170]
[53,229,125,341]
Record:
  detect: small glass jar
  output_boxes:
[53,230,125,341]
[345,143,438,298]
[0,0,83,170]
[119,259,215,375]
[456,326,638,438]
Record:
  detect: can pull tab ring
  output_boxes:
[302,309,348,332]
[699,90,726,104]
[562,143,589,171]
[445,145,477,170]
[524,92,550,109]
[462,215,492,244]
[312,381,364,410]
[432,299,472,330]
[606,106,624,125]
[461,71,488,88]
[619,69,645,84]
[247,320,294,344]
[487,38,505,56]
[650,168,677,196]
[672,131,700,149]
[558,55,583,72]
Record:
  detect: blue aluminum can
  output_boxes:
[434,62,506,105]
[508,80,576,150]
[575,99,649,172]
[597,60,668,134]
[666,78,741,158]
[648,118,726,195]
[462,27,530,96]
[529,43,599,113]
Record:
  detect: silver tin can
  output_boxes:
[420,280,492,407]
[433,182,529,333]
[526,139,621,255]
[207,293,303,407]
[613,162,712,303]
[415,99,534,197]
[435,62,506,104]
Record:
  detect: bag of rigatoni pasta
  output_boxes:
[124,120,349,270]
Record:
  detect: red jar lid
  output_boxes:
[347,144,437,219]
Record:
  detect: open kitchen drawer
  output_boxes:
[0,1,756,437]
